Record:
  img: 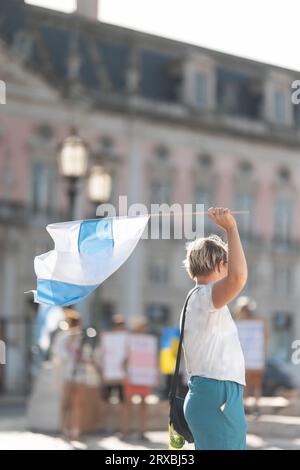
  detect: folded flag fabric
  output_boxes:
[31,215,149,306]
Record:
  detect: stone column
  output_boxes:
[121,122,146,323]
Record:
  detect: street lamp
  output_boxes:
[88,165,112,216]
[58,128,89,220]
[87,165,112,329]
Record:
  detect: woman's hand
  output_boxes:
[208,207,237,231]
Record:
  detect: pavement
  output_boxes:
[0,404,300,450]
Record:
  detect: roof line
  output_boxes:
[25,2,300,76]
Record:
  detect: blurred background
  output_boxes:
[0,0,300,450]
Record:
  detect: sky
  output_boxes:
[25,0,299,71]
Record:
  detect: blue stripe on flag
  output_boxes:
[36,279,98,306]
[78,219,114,255]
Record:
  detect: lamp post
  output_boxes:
[87,165,112,217]
[58,128,89,220]
[87,165,112,328]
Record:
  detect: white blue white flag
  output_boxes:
[31,216,149,306]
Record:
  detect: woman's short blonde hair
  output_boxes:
[184,234,228,278]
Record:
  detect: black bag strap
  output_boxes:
[169,285,201,402]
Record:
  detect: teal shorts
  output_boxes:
[184,376,247,450]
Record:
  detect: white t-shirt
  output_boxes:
[182,283,246,386]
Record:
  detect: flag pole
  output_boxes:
[95,210,250,220]
[149,210,249,217]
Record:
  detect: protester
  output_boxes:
[52,309,102,440]
[122,316,153,441]
[182,207,247,450]
[235,296,268,415]
[102,314,126,405]
[99,314,127,434]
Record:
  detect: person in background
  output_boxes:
[102,314,126,405]
[122,316,153,441]
[235,296,268,415]
[52,309,101,440]
[100,314,127,434]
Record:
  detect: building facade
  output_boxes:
[0,0,300,394]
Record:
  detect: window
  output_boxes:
[149,260,169,285]
[150,146,171,205]
[271,312,293,361]
[100,136,115,156]
[195,73,208,109]
[239,161,252,174]
[155,145,169,162]
[195,187,213,233]
[150,180,171,205]
[198,154,212,168]
[278,167,290,183]
[293,103,300,128]
[274,91,286,125]
[36,124,54,140]
[195,188,212,208]
[273,198,293,242]
[31,163,55,213]
[274,264,292,296]
[217,68,262,118]
[99,303,116,330]
[146,304,170,335]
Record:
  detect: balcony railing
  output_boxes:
[0,200,28,226]
[0,200,66,227]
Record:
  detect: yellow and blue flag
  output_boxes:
[160,326,180,375]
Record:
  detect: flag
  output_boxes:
[160,326,180,375]
[31,215,149,306]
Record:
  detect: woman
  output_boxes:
[234,296,268,416]
[122,316,153,441]
[182,207,248,450]
[53,309,101,440]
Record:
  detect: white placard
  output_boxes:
[101,332,128,382]
[236,320,265,370]
[127,334,158,387]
